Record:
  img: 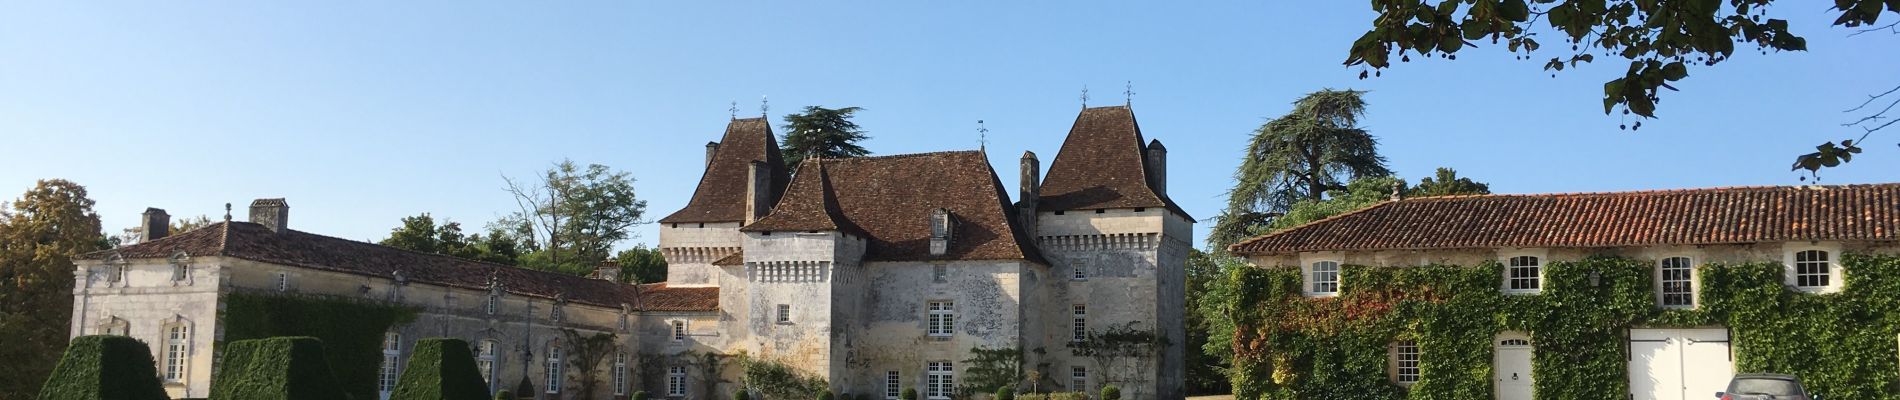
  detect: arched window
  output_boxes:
[1506,256,1541,293]
[162,323,191,383]
[478,340,498,388]
[544,344,563,394]
[379,332,401,399]
[1794,250,1831,289]
[1310,261,1341,295]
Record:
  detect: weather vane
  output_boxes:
[223,203,232,222]
[1125,81,1134,107]
[760,95,770,117]
[729,101,738,120]
[977,120,989,151]
[1080,85,1090,108]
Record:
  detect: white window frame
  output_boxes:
[927,301,955,338]
[619,313,630,332]
[926,361,954,400]
[485,294,498,315]
[1071,304,1087,342]
[613,352,628,396]
[777,304,792,324]
[1391,340,1420,385]
[885,371,901,399]
[478,340,498,389]
[667,366,688,397]
[545,344,563,394]
[1072,260,1088,281]
[1070,366,1088,393]
[932,264,949,283]
[162,323,190,384]
[1657,256,1696,309]
[671,320,688,342]
[1785,243,1843,293]
[550,304,564,323]
[380,332,401,399]
[1502,252,1544,294]
[1308,260,1341,296]
[276,271,289,292]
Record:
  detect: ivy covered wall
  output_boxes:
[1220,252,1900,400]
[221,291,418,400]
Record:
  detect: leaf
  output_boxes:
[1499,0,1530,21]
[1441,35,1465,52]
[1661,62,1688,81]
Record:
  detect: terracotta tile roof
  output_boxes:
[81,222,717,311]
[659,118,791,224]
[1038,106,1190,218]
[711,250,744,266]
[636,283,720,312]
[1229,183,1900,255]
[743,151,1047,264]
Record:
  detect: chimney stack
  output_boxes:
[744,160,770,225]
[1018,151,1041,236]
[594,260,622,283]
[1145,139,1168,197]
[140,208,171,242]
[929,208,955,256]
[705,142,720,169]
[249,198,289,233]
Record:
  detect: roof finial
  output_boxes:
[1390,180,1405,201]
[1124,80,1134,107]
[224,203,232,222]
[1080,85,1089,108]
[977,120,989,152]
[729,101,738,120]
[760,95,770,118]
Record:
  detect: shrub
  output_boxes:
[900,388,917,400]
[631,391,648,400]
[389,338,488,400]
[994,386,1014,400]
[36,335,169,400]
[492,389,512,400]
[1015,394,1047,400]
[1047,392,1088,400]
[1098,385,1120,400]
[209,336,349,400]
[817,390,834,400]
[733,389,750,400]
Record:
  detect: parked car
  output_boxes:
[1717,373,1813,400]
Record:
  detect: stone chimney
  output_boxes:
[1145,139,1168,197]
[744,160,770,225]
[705,141,720,169]
[140,208,170,242]
[929,208,955,256]
[1018,151,1040,236]
[249,198,289,233]
[594,260,622,282]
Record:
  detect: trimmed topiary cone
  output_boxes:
[389,338,489,400]
[210,336,348,400]
[491,389,513,400]
[37,335,170,400]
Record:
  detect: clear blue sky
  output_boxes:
[4,1,1896,251]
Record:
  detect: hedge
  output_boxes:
[36,335,170,400]
[209,336,348,400]
[390,338,490,400]
[221,292,415,400]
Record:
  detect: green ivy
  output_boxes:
[221,291,417,400]
[736,353,827,400]
[961,346,1022,396]
[1221,253,1900,400]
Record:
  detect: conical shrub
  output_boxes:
[37,335,170,400]
[389,338,489,400]
[210,336,348,400]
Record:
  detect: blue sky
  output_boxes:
[3,1,1896,251]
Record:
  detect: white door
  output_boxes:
[1494,335,1534,400]
[1630,329,1734,400]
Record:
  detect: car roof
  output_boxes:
[1734,373,1799,380]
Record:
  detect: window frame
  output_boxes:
[1786,245,1842,293]
[485,294,499,315]
[162,323,190,384]
[926,301,955,338]
[379,332,401,399]
[885,371,901,399]
[1071,304,1087,342]
[1657,256,1696,309]
[926,361,954,400]
[932,264,949,283]
[667,366,688,397]
[777,304,793,324]
[671,320,688,342]
[1071,260,1088,281]
[1391,340,1420,385]
[1308,260,1341,296]
[478,339,499,389]
[613,352,629,396]
[1070,366,1088,394]
[1502,253,1544,294]
[276,271,289,292]
[545,344,564,394]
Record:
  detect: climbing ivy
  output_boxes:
[222,291,418,400]
[735,353,828,400]
[1220,253,1900,400]
[961,346,1023,396]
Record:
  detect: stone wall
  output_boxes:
[660,222,744,287]
[1032,207,1192,400]
[71,257,222,399]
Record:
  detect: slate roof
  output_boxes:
[1038,106,1190,218]
[743,151,1048,264]
[660,118,791,224]
[1229,183,1900,255]
[80,221,717,311]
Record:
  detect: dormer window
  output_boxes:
[929,208,955,256]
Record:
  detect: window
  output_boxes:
[103,318,129,336]
[926,362,954,400]
[933,264,948,283]
[478,340,498,387]
[1070,366,1088,393]
[380,332,401,399]
[1506,256,1541,292]
[885,371,901,399]
[163,324,189,383]
[172,263,188,282]
[1393,341,1420,384]
[619,314,630,332]
[1071,305,1088,342]
[276,272,289,292]
[1310,261,1340,295]
[1659,257,1695,308]
[667,366,687,397]
[550,304,564,323]
[613,352,628,396]
[927,301,955,337]
[485,294,498,315]
[777,304,792,324]
[1794,250,1831,289]
[1072,262,1087,281]
[671,320,688,342]
[545,345,563,394]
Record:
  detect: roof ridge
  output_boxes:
[812,150,981,162]
[1226,200,1397,252]
[1402,182,1900,201]
[260,223,629,287]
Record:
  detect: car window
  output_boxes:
[1730,378,1802,395]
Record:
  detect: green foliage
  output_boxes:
[817,390,834,400]
[735,388,752,400]
[222,292,417,400]
[632,391,648,400]
[390,338,490,400]
[615,245,668,284]
[779,105,871,167]
[0,179,107,397]
[960,346,1022,396]
[493,389,513,400]
[502,159,649,275]
[1264,176,1406,233]
[1183,249,1234,396]
[1045,392,1087,400]
[1015,394,1045,400]
[210,336,349,400]
[380,213,520,265]
[35,335,168,400]
[558,329,619,399]
[1099,385,1121,400]
[1407,168,1490,197]
[738,354,827,400]
[899,388,917,400]
[1214,89,1390,250]
[994,386,1014,400]
[1218,253,1900,399]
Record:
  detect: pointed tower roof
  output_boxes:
[1038,105,1189,218]
[659,118,792,224]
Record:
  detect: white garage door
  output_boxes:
[1630,328,1734,400]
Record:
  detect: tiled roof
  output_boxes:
[1038,106,1190,218]
[743,151,1047,264]
[659,118,791,224]
[1229,184,1900,255]
[711,250,744,266]
[80,221,717,311]
[636,283,720,312]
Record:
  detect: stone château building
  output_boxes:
[68,105,1192,400]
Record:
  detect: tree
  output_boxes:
[0,180,107,397]
[1344,1,1900,175]
[1181,250,1232,396]
[503,160,648,275]
[615,245,668,284]
[1408,167,1491,197]
[780,106,871,167]
[1215,89,1390,250]
[380,213,520,266]
[171,215,212,234]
